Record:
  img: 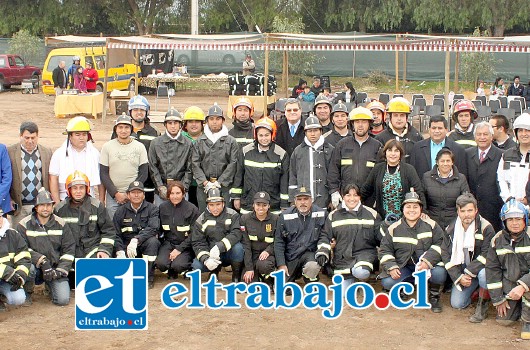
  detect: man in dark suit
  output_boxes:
[410,115,467,179]
[52,60,67,95]
[465,122,504,232]
[275,98,306,156]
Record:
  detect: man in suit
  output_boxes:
[410,115,467,179]
[8,122,52,227]
[275,98,306,156]
[52,61,67,95]
[465,122,504,232]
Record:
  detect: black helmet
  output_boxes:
[207,103,224,119]
[206,188,224,203]
[34,188,54,208]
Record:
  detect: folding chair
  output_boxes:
[499,96,508,108]
[413,98,427,112]
[433,98,445,113]
[489,99,500,114]
[472,100,482,108]
[497,108,516,127]
[300,101,314,117]
[412,94,424,106]
[155,83,170,111]
[475,95,487,106]
[508,100,523,117]
[356,92,368,104]
[476,105,491,121]
[378,93,390,105]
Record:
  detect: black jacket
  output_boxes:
[508,83,525,96]
[410,137,468,180]
[113,200,160,251]
[52,66,67,88]
[275,117,306,156]
[159,199,199,252]
[241,211,278,272]
[448,127,477,149]
[492,137,517,151]
[375,123,423,162]
[229,120,254,150]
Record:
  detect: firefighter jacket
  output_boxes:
[191,133,241,189]
[442,215,495,286]
[18,213,75,275]
[375,122,423,162]
[159,199,199,253]
[378,217,444,279]
[497,146,530,202]
[327,136,382,195]
[448,125,477,149]
[233,142,289,212]
[55,196,116,258]
[228,120,254,149]
[241,211,278,273]
[274,205,327,266]
[113,201,160,251]
[316,204,381,274]
[324,128,352,146]
[148,132,194,191]
[191,207,242,263]
[289,139,334,209]
[486,228,530,306]
[0,221,31,282]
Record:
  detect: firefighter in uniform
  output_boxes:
[274,186,327,284]
[441,193,495,321]
[367,100,386,137]
[328,107,382,209]
[241,191,278,287]
[316,183,381,292]
[148,108,193,205]
[0,208,31,310]
[379,189,447,312]
[191,103,241,212]
[156,181,199,278]
[233,117,289,214]
[18,188,75,306]
[290,115,334,209]
[486,199,530,340]
[448,100,478,149]
[113,181,160,289]
[229,97,255,149]
[182,106,206,207]
[313,94,333,134]
[55,171,115,261]
[323,101,352,145]
[191,188,244,282]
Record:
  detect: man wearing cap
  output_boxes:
[379,188,447,313]
[49,116,102,203]
[323,101,352,145]
[191,103,241,212]
[232,117,289,213]
[448,100,478,149]
[290,115,334,209]
[0,208,31,311]
[113,181,160,289]
[149,108,193,206]
[100,114,148,219]
[375,97,422,161]
[82,61,98,92]
[487,199,530,339]
[8,122,53,227]
[275,98,306,156]
[275,186,327,284]
[242,54,255,76]
[241,191,278,287]
[313,95,333,134]
[327,107,382,209]
[229,97,255,149]
[17,188,75,306]
[191,188,244,283]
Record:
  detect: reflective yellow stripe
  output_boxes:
[201,220,217,232]
[476,255,486,264]
[380,254,395,264]
[177,225,190,232]
[230,188,243,194]
[236,138,254,143]
[431,245,441,254]
[393,236,418,245]
[280,194,289,200]
[121,227,134,232]
[474,234,484,240]
[496,248,512,256]
[456,140,477,146]
[341,159,352,165]
[380,227,386,237]
[264,236,274,243]
[225,219,232,226]
[317,243,331,250]
[86,247,98,258]
[89,215,98,221]
[221,238,232,251]
[162,224,170,230]
[417,232,432,240]
[142,255,157,262]
[15,265,29,276]
[366,161,375,167]
[139,135,156,140]
[25,231,48,237]
[0,256,11,263]
[197,251,208,260]
[523,297,530,307]
[334,268,351,275]
[14,251,31,263]
[515,246,530,254]
[487,282,502,290]
[331,219,374,228]
[353,261,373,270]
[60,254,75,261]
[283,213,298,221]
[244,160,279,168]
[248,235,258,241]
[240,208,251,214]
[0,265,6,276]
[63,217,78,223]
[46,230,62,235]
[100,238,115,245]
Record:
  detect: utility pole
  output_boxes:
[191,0,199,35]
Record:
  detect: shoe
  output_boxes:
[522,322,530,340]
[23,294,33,307]
[429,284,443,313]
[469,298,489,323]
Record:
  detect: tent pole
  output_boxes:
[283,48,288,97]
[102,38,110,122]
[264,33,269,116]
[454,51,460,92]
[395,34,399,93]
[135,49,139,95]
[444,39,451,121]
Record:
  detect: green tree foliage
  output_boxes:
[460,28,501,88]
[8,30,43,65]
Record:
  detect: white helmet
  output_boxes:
[513,113,530,135]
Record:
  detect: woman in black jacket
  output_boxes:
[361,139,425,219]
[422,148,469,229]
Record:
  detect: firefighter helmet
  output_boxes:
[183,106,206,122]
[233,97,254,117]
[331,101,349,117]
[254,117,277,140]
[128,95,150,116]
[367,100,387,122]
[349,107,374,121]
[207,103,224,119]
[64,116,91,135]
[304,115,322,130]
[34,188,54,207]
[386,97,411,114]
[65,171,90,197]
[500,198,529,228]
[452,99,478,122]
[206,188,224,203]
[513,113,530,136]
[402,188,422,206]
[313,95,332,113]
[164,108,182,123]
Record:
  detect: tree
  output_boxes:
[460,28,501,89]
[476,0,530,37]
[408,0,474,34]
[8,30,42,66]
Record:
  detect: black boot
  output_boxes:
[23,277,35,306]
[148,261,156,289]
[262,275,275,293]
[209,266,222,280]
[469,288,490,323]
[231,262,243,283]
[429,284,443,313]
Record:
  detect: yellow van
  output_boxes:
[42,47,141,95]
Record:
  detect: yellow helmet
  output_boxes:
[183,106,206,121]
[386,97,411,114]
[64,116,91,134]
[349,107,374,121]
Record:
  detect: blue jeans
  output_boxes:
[381,265,447,290]
[450,268,487,309]
[192,242,244,272]
[0,281,26,306]
[105,193,123,220]
[34,265,70,306]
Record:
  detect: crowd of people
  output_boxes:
[477,76,530,105]
[0,91,529,339]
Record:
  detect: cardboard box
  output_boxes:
[109,90,133,99]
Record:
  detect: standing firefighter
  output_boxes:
[448,100,478,149]
[229,97,255,149]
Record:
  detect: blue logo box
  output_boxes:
[75,258,148,330]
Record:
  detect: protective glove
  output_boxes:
[331,191,342,209]
[116,250,127,259]
[209,245,221,261]
[203,182,215,194]
[127,238,139,258]
[41,260,55,282]
[158,186,168,200]
[55,268,69,279]
[7,272,24,291]
[204,257,221,271]
[316,254,328,267]
[212,181,221,189]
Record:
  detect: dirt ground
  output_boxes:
[0,88,527,349]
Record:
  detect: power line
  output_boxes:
[222,0,244,32]
[300,1,326,34]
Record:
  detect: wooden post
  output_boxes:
[395,34,399,93]
[282,47,288,97]
[403,51,407,85]
[135,49,139,95]
[444,39,451,121]
[102,39,111,122]
[454,51,460,92]
[263,34,269,116]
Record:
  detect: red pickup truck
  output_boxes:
[0,54,41,92]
